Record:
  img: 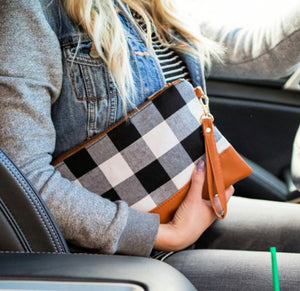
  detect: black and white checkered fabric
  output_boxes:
[55,80,230,212]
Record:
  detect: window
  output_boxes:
[188,0,299,27]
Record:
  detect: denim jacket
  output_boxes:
[43,0,205,157]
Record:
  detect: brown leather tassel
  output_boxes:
[195,86,227,218]
[202,118,227,219]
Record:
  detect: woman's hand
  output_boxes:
[154,159,234,251]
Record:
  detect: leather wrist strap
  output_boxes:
[195,86,227,219]
[202,118,227,219]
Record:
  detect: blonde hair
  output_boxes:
[63,0,221,112]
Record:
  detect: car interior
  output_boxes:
[0,2,300,290]
[208,72,300,202]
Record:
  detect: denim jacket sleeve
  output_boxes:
[0,0,159,256]
[199,4,300,79]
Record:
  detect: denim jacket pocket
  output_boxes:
[63,39,109,102]
[56,36,118,149]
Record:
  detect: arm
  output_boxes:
[199,4,300,79]
[0,0,159,256]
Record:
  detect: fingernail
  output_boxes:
[214,194,224,217]
[197,158,206,172]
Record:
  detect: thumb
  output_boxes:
[187,158,206,200]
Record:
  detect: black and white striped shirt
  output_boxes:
[132,11,191,83]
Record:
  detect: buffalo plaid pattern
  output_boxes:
[55,80,230,212]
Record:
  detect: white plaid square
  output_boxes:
[131,195,157,212]
[172,163,195,190]
[217,136,231,154]
[99,153,134,187]
[142,121,180,158]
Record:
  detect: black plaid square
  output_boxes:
[102,189,121,201]
[181,127,205,162]
[107,120,141,151]
[136,160,170,193]
[152,85,186,119]
[64,148,97,178]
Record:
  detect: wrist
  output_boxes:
[154,223,186,251]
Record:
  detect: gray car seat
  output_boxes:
[0,148,68,253]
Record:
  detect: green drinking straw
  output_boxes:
[270,247,280,291]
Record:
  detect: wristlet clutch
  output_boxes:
[53,79,252,222]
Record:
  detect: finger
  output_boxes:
[203,185,234,209]
[192,158,205,184]
[187,158,206,200]
[202,199,212,207]
[225,185,235,201]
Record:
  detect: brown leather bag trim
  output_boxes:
[220,146,252,186]
[150,181,191,224]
